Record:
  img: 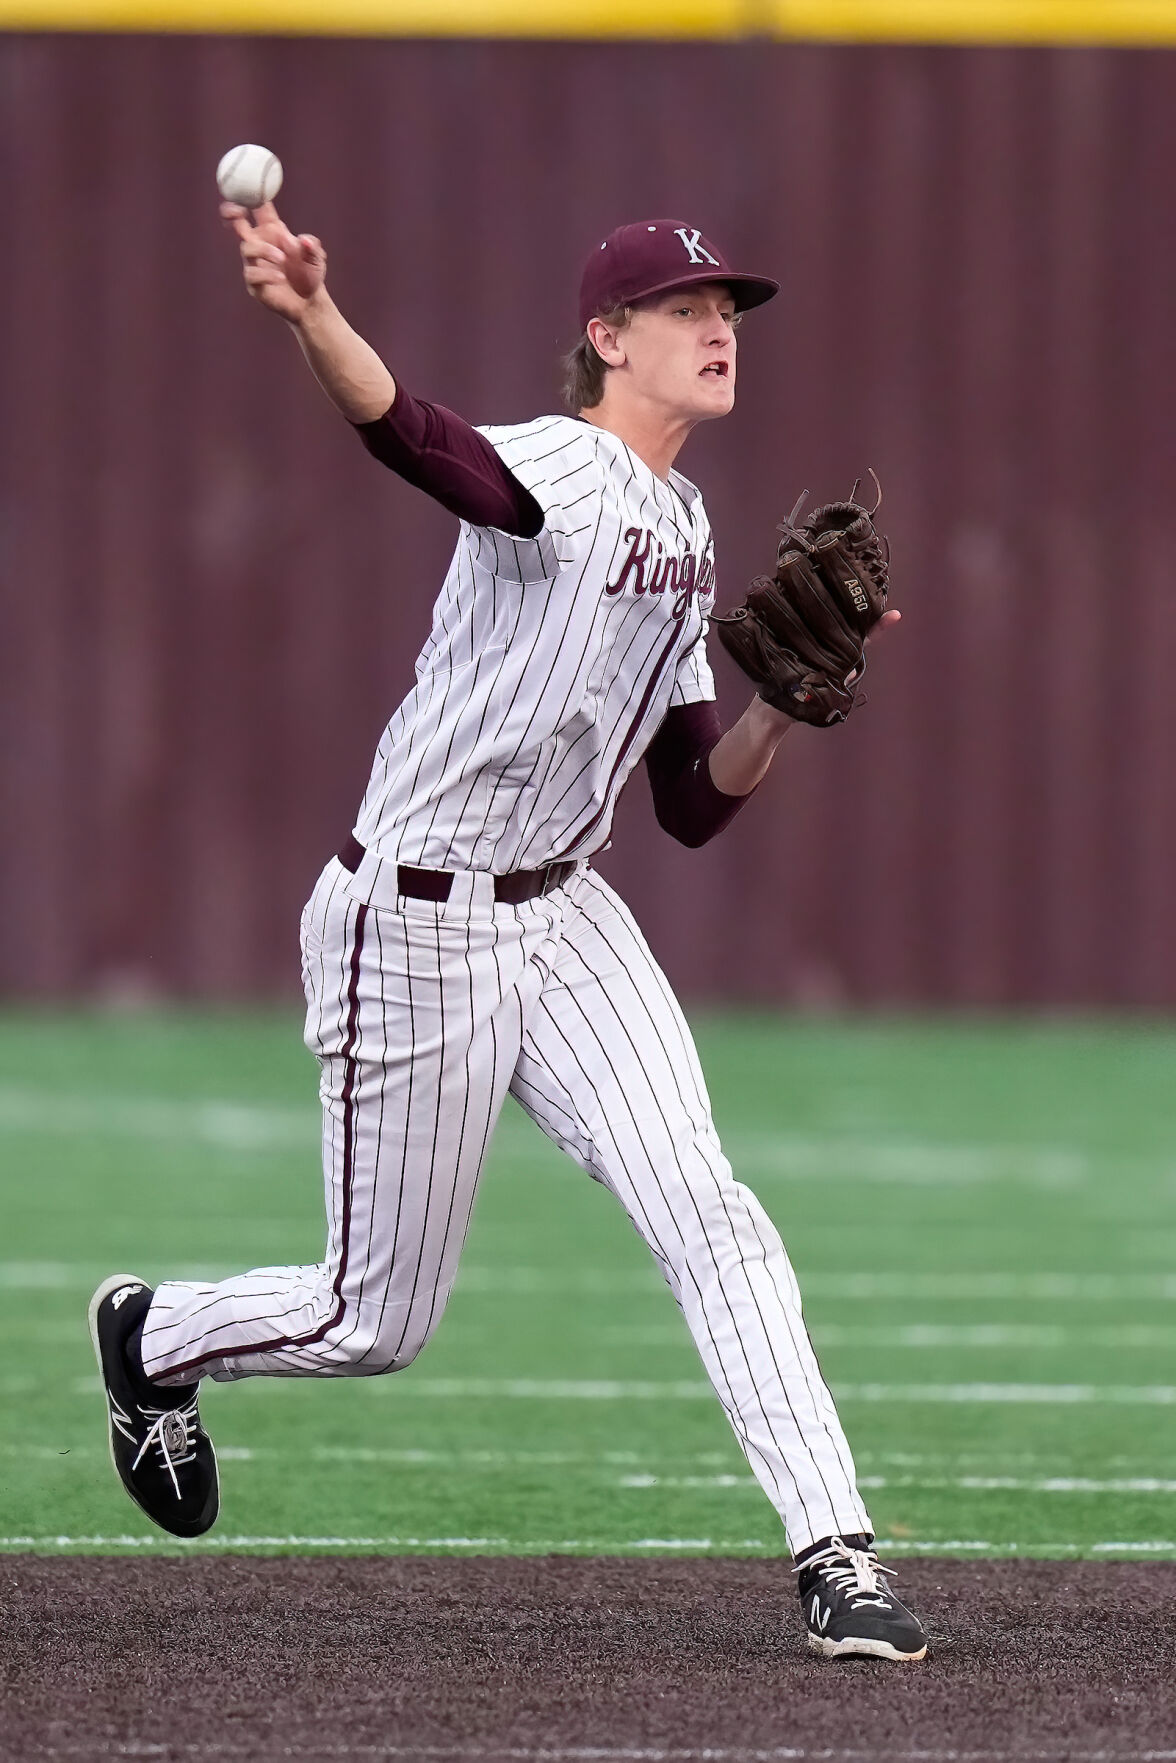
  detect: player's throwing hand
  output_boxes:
[221,200,326,322]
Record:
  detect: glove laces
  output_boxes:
[794,1537,900,1611]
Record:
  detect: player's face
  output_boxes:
[621,283,739,421]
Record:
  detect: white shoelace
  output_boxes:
[131,1398,199,1500]
[793,1538,900,1611]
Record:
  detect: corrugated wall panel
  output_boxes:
[3,36,1175,1005]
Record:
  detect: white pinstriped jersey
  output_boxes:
[353,415,718,871]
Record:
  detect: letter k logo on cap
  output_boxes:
[674,227,721,267]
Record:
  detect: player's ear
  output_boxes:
[587,315,627,368]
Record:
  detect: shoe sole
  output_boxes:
[807,1632,928,1662]
[88,1273,220,1538]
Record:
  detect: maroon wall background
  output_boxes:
[3,36,1175,1006]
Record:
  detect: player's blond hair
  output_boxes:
[562,305,631,412]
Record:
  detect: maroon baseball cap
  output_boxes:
[579,219,778,332]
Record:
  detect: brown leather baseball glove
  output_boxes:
[713,478,890,726]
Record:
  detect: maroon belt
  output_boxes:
[337,836,576,905]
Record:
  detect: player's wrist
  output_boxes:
[286,284,334,331]
[749,693,796,738]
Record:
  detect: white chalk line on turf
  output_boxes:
[7,1260,1176,1303]
[0,1084,1152,1189]
[828,1383,1176,1405]
[3,1536,1176,1558]
[0,1439,1159,1471]
[0,1534,722,1551]
[620,1473,1176,1495]
[51,1374,1176,1405]
[6,1443,1175,1495]
[18,1315,1176,1351]
[799,1272,1176,1302]
[53,1373,1176,1406]
[287,1378,1176,1406]
[609,1322,1176,1349]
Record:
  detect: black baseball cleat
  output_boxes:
[88,1274,219,1538]
[796,1535,928,1661]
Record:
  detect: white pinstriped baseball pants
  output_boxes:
[141,854,871,1554]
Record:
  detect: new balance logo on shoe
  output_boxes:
[111,1285,143,1310]
[796,1537,928,1662]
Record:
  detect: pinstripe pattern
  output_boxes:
[143,863,561,1385]
[510,870,870,1553]
[143,862,870,1553]
[353,418,716,873]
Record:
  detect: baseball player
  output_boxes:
[89,206,927,1662]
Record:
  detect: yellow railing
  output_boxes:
[1,0,1174,40]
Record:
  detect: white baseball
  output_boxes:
[216,144,283,209]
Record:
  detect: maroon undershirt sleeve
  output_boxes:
[353,388,544,539]
[644,701,758,848]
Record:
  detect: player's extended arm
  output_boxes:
[222,199,541,536]
[222,199,394,418]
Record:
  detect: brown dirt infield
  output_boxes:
[2,1556,1174,1762]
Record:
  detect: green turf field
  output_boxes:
[2,1008,1174,1560]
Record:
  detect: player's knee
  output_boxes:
[328,1317,434,1376]
[669,1166,760,1260]
[374,1331,429,1375]
[672,1159,737,1223]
